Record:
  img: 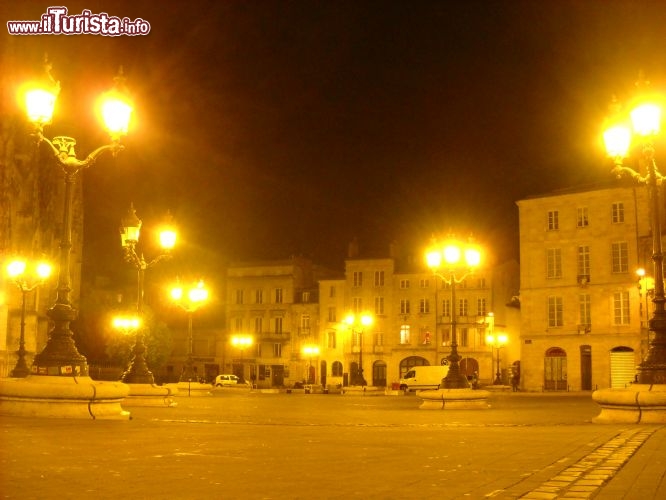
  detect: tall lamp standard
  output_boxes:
[20,61,132,377]
[5,258,52,377]
[230,334,253,382]
[426,237,482,389]
[343,313,373,386]
[119,204,176,384]
[301,344,320,384]
[602,82,666,384]
[486,332,508,385]
[170,280,209,382]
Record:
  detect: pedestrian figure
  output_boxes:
[511,370,520,392]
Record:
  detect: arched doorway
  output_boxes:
[459,358,479,378]
[544,347,567,391]
[610,346,635,388]
[399,356,429,380]
[372,360,387,387]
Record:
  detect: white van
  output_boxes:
[399,365,450,391]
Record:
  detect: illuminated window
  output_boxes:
[400,324,411,344]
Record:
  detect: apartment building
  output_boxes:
[517,183,651,392]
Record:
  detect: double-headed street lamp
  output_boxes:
[5,258,52,377]
[118,204,176,384]
[602,79,666,384]
[343,313,373,386]
[230,334,253,382]
[170,280,209,382]
[426,237,482,389]
[20,60,132,377]
[486,332,508,385]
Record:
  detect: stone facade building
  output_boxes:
[517,183,652,392]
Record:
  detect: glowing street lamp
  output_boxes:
[119,204,176,384]
[301,344,320,384]
[170,280,209,382]
[486,332,508,385]
[602,78,666,384]
[343,312,373,386]
[19,59,132,377]
[231,334,253,382]
[426,236,482,389]
[5,258,52,377]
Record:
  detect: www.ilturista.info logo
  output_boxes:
[7,6,151,36]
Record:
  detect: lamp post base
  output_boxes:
[418,388,490,410]
[123,383,177,407]
[592,384,666,424]
[0,375,130,419]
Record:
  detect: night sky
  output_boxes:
[4,1,666,279]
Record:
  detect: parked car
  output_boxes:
[214,374,243,387]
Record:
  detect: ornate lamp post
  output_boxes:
[301,344,320,384]
[602,81,666,385]
[21,60,132,377]
[486,332,508,385]
[119,204,176,384]
[343,312,373,386]
[170,280,208,382]
[5,258,52,377]
[426,237,482,389]
[230,334,253,382]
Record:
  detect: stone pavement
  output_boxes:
[0,390,664,499]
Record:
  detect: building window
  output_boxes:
[255,289,263,304]
[374,271,384,287]
[477,298,486,316]
[375,296,384,315]
[400,325,411,344]
[577,246,590,279]
[374,331,384,346]
[332,360,343,376]
[328,306,336,322]
[458,298,468,317]
[400,299,410,315]
[477,278,486,288]
[419,298,430,314]
[548,296,563,327]
[329,286,336,298]
[420,279,429,288]
[460,328,468,347]
[613,291,630,325]
[274,317,283,334]
[254,317,263,334]
[273,343,282,357]
[233,317,242,332]
[235,289,244,305]
[353,297,363,312]
[547,248,562,279]
[579,294,591,328]
[612,242,629,273]
[301,315,310,329]
[327,331,337,349]
[302,291,310,303]
[353,271,363,287]
[577,207,589,227]
[275,288,283,304]
[442,327,450,345]
[442,299,451,317]
[612,202,625,223]
[400,279,410,289]
[547,210,559,230]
